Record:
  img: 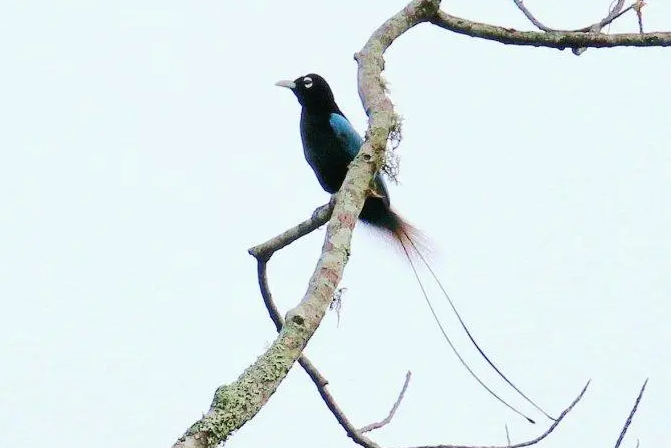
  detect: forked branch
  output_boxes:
[252,212,414,448]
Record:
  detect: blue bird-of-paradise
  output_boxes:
[276,73,554,423]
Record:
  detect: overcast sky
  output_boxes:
[1,1,669,447]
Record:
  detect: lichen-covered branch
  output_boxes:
[430,11,671,49]
[355,0,440,125]
[170,2,442,447]
[171,195,363,448]
[252,256,383,448]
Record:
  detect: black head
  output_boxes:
[276,73,338,113]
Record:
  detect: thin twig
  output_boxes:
[510,0,557,32]
[592,2,635,33]
[410,380,590,448]
[614,379,648,448]
[571,0,627,55]
[358,371,413,434]
[248,201,334,262]
[633,0,645,33]
[511,0,637,34]
[300,354,383,448]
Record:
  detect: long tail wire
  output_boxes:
[396,237,536,424]
[403,233,556,422]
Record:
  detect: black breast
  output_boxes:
[300,110,354,194]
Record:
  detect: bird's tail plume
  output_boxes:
[385,210,553,423]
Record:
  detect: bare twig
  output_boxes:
[633,0,646,33]
[355,0,441,121]
[505,424,511,447]
[430,11,671,49]
[248,201,334,262]
[358,371,413,434]
[248,202,336,329]
[590,1,635,33]
[410,381,590,448]
[300,355,383,448]
[614,379,648,448]
[511,0,632,33]
[510,0,559,32]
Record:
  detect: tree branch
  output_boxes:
[250,207,413,448]
[430,11,671,49]
[253,255,383,448]
[358,371,413,434]
[409,381,590,448]
[249,201,334,262]
[172,179,366,448]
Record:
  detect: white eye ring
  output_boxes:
[303,76,313,88]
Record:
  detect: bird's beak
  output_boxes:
[275,80,296,89]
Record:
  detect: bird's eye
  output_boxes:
[303,77,313,89]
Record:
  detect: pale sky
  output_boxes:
[1,1,669,447]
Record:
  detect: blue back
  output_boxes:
[328,113,363,159]
[300,110,389,202]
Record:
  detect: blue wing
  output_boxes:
[328,113,390,203]
[329,113,363,159]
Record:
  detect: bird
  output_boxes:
[274,74,399,236]
[276,73,553,423]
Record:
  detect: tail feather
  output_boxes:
[385,209,553,422]
[399,224,556,421]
